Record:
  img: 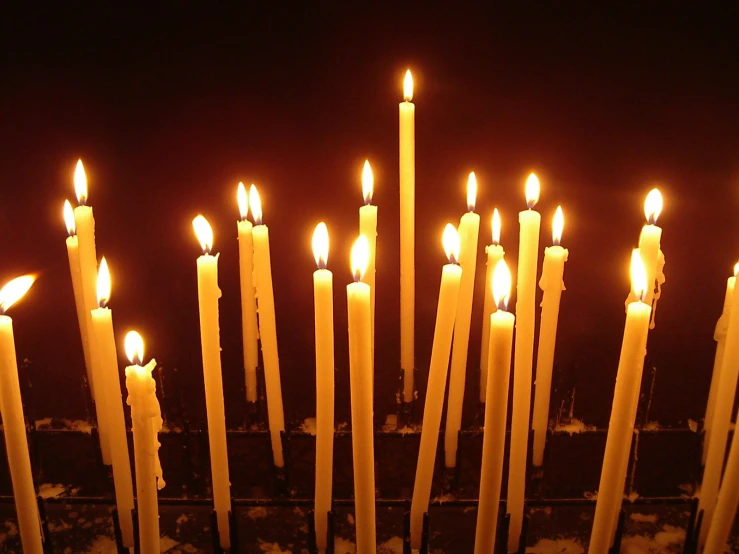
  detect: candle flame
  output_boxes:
[553,206,564,245]
[312,222,329,269]
[74,159,88,205]
[97,257,111,307]
[630,249,648,302]
[525,173,540,209]
[492,259,512,311]
[0,275,36,314]
[351,235,370,282]
[734,262,739,277]
[237,182,249,220]
[403,69,414,101]
[644,188,663,225]
[442,223,460,265]
[362,160,374,204]
[63,199,76,236]
[124,330,145,366]
[467,172,477,212]
[249,184,263,225]
[192,215,214,254]
[492,208,501,245]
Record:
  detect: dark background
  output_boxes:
[1,4,738,431]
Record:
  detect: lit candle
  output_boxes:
[445,172,480,468]
[479,208,505,403]
[237,182,259,402]
[588,252,651,554]
[0,276,44,554]
[73,160,99,398]
[702,263,738,464]
[532,206,568,467]
[347,235,376,553]
[312,222,335,554]
[90,258,135,547]
[63,200,94,403]
[474,260,515,554]
[124,331,164,554]
[410,224,462,550]
[192,215,232,549]
[249,185,286,467]
[399,69,415,402]
[359,161,377,370]
[88,258,112,465]
[507,172,541,552]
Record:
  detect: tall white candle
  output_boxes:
[359,161,377,372]
[192,216,232,549]
[703,264,737,464]
[312,222,335,554]
[507,173,542,551]
[474,260,514,554]
[410,224,461,549]
[90,259,135,546]
[399,69,415,402]
[0,276,44,554]
[589,252,652,554]
[445,172,480,468]
[73,160,99,399]
[347,235,376,553]
[249,185,286,467]
[532,207,568,467]
[88,258,112,465]
[124,331,164,554]
[480,208,505,403]
[237,183,259,402]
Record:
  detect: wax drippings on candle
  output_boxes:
[539,247,569,294]
[649,249,666,330]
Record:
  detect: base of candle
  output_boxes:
[307,509,335,554]
[396,366,418,428]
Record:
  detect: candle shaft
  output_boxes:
[359,204,378,370]
[0,316,44,554]
[399,99,415,402]
[66,235,94,402]
[638,224,661,306]
[89,310,112,465]
[479,244,505,402]
[238,219,259,402]
[74,205,99,398]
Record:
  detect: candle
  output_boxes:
[588,252,651,554]
[88,258,112,465]
[63,200,94,403]
[474,260,515,554]
[312,222,335,554]
[237,182,259,402]
[90,258,135,546]
[399,69,415,402]
[445,172,480,468]
[479,208,505,402]
[124,331,164,554]
[73,160,99,398]
[359,161,377,370]
[0,276,44,554]
[532,206,568,467]
[702,263,738,464]
[507,172,542,552]
[347,235,376,553]
[249,185,286,467]
[410,224,462,550]
[192,215,232,549]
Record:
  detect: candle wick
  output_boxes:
[353,270,361,283]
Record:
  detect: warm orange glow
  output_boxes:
[644,188,663,224]
[351,235,370,282]
[312,222,329,269]
[525,173,540,208]
[124,330,145,366]
[249,184,263,225]
[631,249,648,302]
[403,69,414,101]
[442,223,460,264]
[467,172,477,212]
[63,200,76,236]
[492,259,512,311]
[0,275,36,314]
[492,208,501,245]
[237,182,248,220]
[192,215,214,254]
[97,257,111,307]
[553,206,564,245]
[734,262,739,277]
[362,160,374,204]
[74,159,88,205]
